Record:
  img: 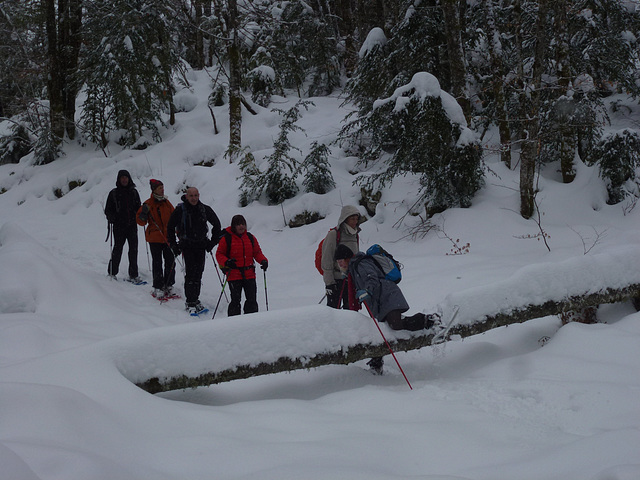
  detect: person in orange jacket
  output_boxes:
[216,215,268,316]
[136,179,175,297]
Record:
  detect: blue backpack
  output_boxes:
[366,244,402,284]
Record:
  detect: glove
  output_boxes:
[205,238,215,253]
[225,258,237,269]
[260,260,268,271]
[171,243,181,257]
[139,204,150,222]
[326,284,339,298]
[356,289,371,304]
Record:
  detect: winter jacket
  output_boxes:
[167,195,221,250]
[321,205,360,286]
[216,227,268,281]
[104,170,141,228]
[136,194,174,244]
[348,252,409,321]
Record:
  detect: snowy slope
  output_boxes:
[1,68,640,480]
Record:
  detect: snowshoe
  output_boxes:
[152,290,181,303]
[186,302,208,316]
[126,277,147,285]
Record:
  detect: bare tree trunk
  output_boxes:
[46,0,65,142]
[554,0,576,183]
[486,0,511,168]
[194,0,204,70]
[60,0,82,140]
[46,0,81,143]
[441,0,470,120]
[519,0,549,219]
[227,0,242,162]
[203,0,213,67]
[335,0,357,76]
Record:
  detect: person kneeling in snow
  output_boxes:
[334,244,435,373]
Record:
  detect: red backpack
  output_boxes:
[314,228,340,275]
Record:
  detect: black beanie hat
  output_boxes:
[334,244,354,260]
[231,215,247,228]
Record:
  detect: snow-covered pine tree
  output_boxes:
[589,129,640,205]
[262,101,311,204]
[245,47,281,107]
[535,0,639,184]
[238,151,262,207]
[356,72,484,215]
[81,0,181,148]
[0,123,31,165]
[302,141,335,194]
[342,27,390,120]
[238,100,312,205]
[269,0,341,96]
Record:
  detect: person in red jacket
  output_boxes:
[136,179,175,297]
[216,215,268,317]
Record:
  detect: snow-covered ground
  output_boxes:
[1,69,639,480]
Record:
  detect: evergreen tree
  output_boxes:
[355,72,484,214]
[269,0,342,96]
[589,129,640,205]
[302,141,335,194]
[239,100,312,205]
[245,47,281,107]
[81,0,182,147]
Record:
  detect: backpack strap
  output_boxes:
[224,230,232,259]
[225,230,255,258]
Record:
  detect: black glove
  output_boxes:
[139,203,150,222]
[171,243,181,257]
[260,260,268,271]
[326,284,339,299]
[205,238,215,253]
[225,258,237,269]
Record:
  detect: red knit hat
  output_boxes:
[149,179,163,191]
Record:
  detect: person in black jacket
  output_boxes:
[104,170,141,282]
[167,187,222,314]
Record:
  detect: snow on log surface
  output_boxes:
[112,247,640,393]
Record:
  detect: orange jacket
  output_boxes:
[136,195,174,244]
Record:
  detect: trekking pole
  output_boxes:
[107,222,115,277]
[143,227,151,271]
[148,215,184,269]
[362,301,413,390]
[210,252,229,302]
[318,293,326,304]
[263,269,269,311]
[211,276,228,319]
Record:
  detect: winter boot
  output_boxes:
[402,313,428,331]
[186,301,206,315]
[367,357,384,375]
[424,313,440,330]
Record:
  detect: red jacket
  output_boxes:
[216,227,267,281]
[136,196,174,244]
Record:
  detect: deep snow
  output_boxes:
[1,68,640,480]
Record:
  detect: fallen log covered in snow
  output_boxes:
[124,248,640,394]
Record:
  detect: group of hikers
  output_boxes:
[105,170,436,372]
[105,169,267,316]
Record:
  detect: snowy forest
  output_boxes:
[2,1,640,479]
[2,0,640,218]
